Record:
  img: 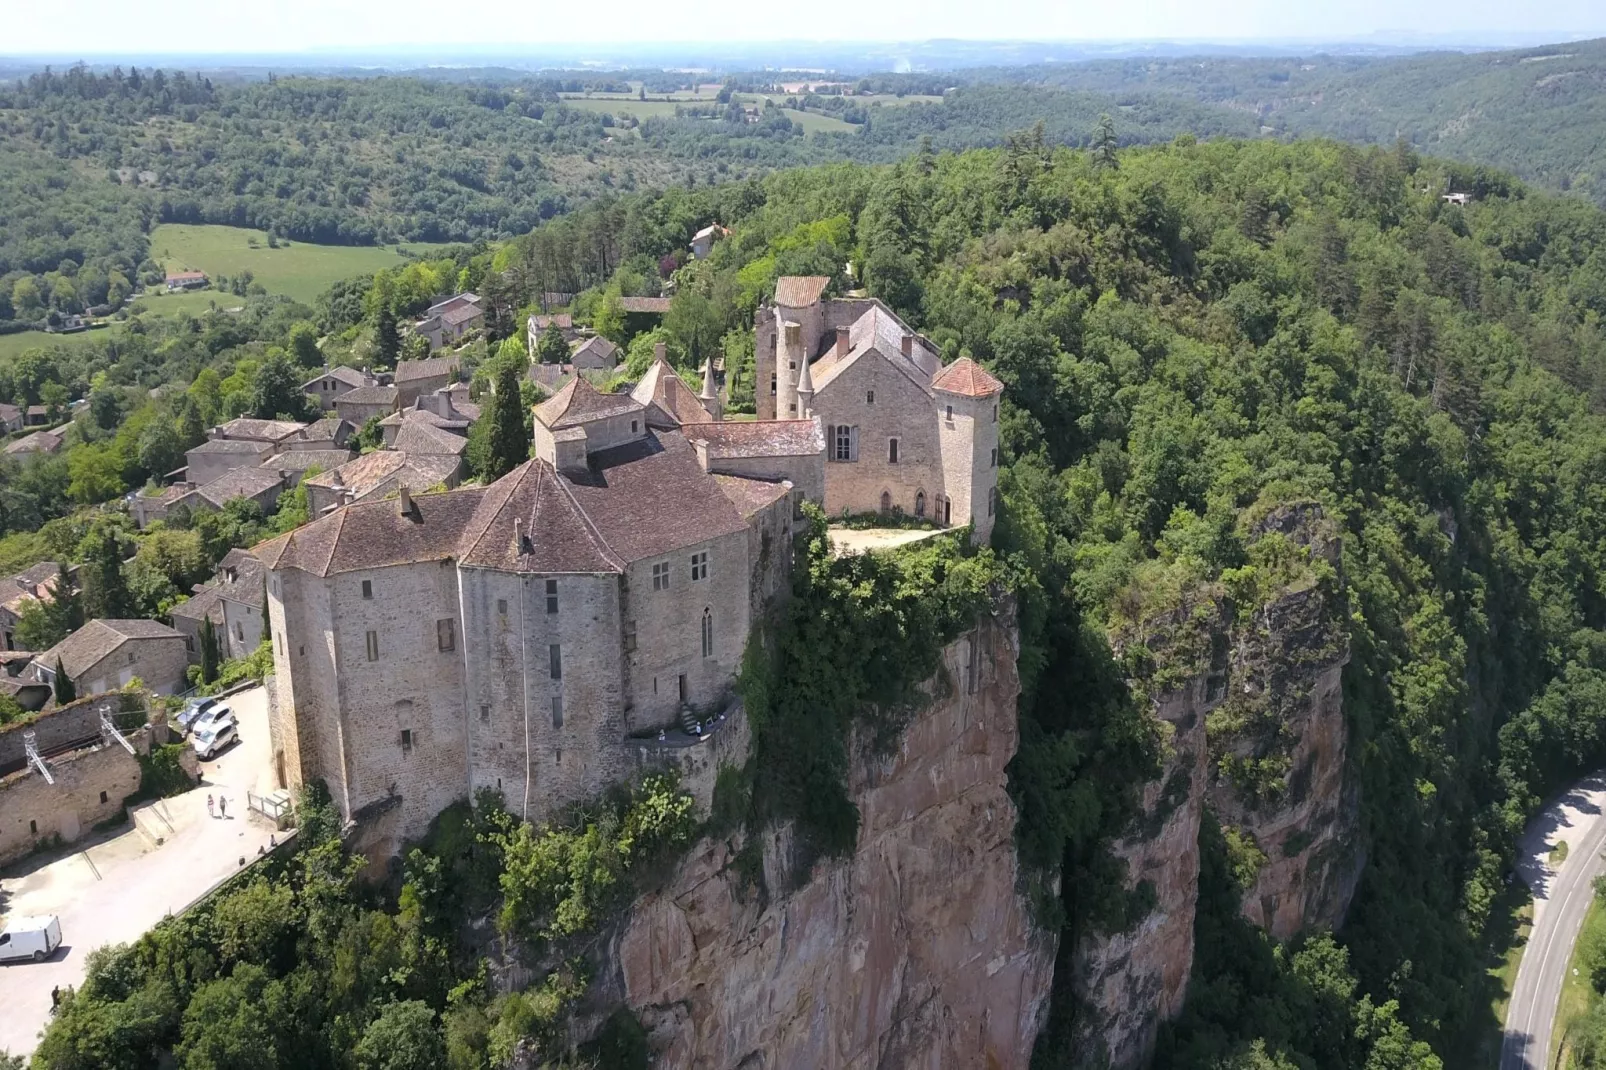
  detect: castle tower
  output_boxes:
[777,321,804,419]
[932,357,1006,545]
[795,346,815,419]
[699,356,723,422]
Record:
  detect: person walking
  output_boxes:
[207,794,215,818]
[218,795,227,819]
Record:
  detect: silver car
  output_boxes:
[193,718,237,760]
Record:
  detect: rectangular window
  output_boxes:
[652,561,671,590]
[480,704,490,724]
[400,728,412,751]
[690,551,708,582]
[365,630,379,662]
[549,643,562,681]
[497,598,508,616]
[624,620,637,653]
[702,611,714,657]
[545,579,558,614]
[361,579,372,599]
[866,390,875,405]
[888,438,899,464]
[991,447,998,468]
[833,424,853,462]
[769,373,777,396]
[551,696,564,728]
[946,405,954,421]
[236,623,244,641]
[437,618,456,652]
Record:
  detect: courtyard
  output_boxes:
[0,685,281,1059]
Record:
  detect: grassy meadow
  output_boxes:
[150,224,457,303]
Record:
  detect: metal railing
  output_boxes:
[247,790,293,823]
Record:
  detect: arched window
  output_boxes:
[879,490,892,515]
[915,491,927,518]
[701,608,713,658]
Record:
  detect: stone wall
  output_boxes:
[815,353,945,520]
[936,387,1000,544]
[0,694,132,773]
[608,612,1056,1068]
[0,726,148,865]
[627,701,750,817]
[76,636,189,696]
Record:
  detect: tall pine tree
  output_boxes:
[79,524,133,620]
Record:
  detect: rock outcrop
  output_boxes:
[609,610,1056,1068]
[1070,502,1362,1067]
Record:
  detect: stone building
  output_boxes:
[2,562,66,652]
[30,619,188,697]
[335,384,402,428]
[259,298,1004,851]
[303,366,375,412]
[753,278,1004,541]
[170,549,268,663]
[260,372,806,847]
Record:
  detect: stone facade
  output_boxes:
[0,727,147,866]
[753,281,1003,542]
[261,373,817,852]
[31,621,189,697]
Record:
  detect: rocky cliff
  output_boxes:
[607,609,1057,1069]
[1070,503,1362,1067]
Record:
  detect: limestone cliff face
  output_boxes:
[1070,503,1362,1067]
[609,610,1056,1069]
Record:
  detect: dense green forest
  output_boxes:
[13,122,1606,1068]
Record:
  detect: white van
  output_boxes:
[0,915,62,964]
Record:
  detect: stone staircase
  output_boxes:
[130,799,177,849]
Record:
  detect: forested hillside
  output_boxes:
[985,37,1606,205]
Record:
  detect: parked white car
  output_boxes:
[189,704,233,737]
[193,718,237,760]
[0,915,62,964]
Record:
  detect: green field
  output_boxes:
[151,224,456,304]
[0,288,252,361]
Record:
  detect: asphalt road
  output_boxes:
[1502,773,1606,1070]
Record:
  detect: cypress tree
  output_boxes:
[80,526,132,621]
[376,300,399,367]
[484,362,529,480]
[199,615,220,684]
[53,656,76,705]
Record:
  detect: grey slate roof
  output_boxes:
[682,419,824,459]
[395,357,460,384]
[534,377,643,431]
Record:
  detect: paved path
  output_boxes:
[0,686,278,1059]
[1502,772,1606,1070]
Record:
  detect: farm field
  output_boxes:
[0,290,239,360]
[150,224,457,303]
[561,94,857,134]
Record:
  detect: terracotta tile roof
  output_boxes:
[458,460,622,574]
[440,303,483,328]
[306,450,460,503]
[337,384,400,408]
[530,313,573,330]
[682,418,824,459]
[812,305,936,396]
[561,431,748,564]
[306,451,409,494]
[187,437,270,455]
[452,400,481,421]
[571,336,619,366]
[534,377,644,431]
[214,418,308,442]
[715,474,791,517]
[393,420,468,457]
[425,293,480,317]
[395,357,460,384]
[629,358,711,427]
[302,366,370,390]
[35,619,183,679]
[774,276,830,307]
[1,562,63,617]
[4,430,64,455]
[257,487,490,577]
[263,450,353,474]
[931,356,1004,397]
[182,467,284,509]
[619,296,672,314]
[166,271,207,283]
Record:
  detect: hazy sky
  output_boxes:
[7,0,1605,55]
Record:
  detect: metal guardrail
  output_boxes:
[247,790,293,823]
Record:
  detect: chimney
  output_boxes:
[836,326,850,358]
[398,484,412,515]
[514,518,524,554]
[901,333,913,359]
[654,341,667,363]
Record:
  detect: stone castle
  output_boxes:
[259,280,1004,846]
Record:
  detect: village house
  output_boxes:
[414,294,484,351]
[258,299,1003,852]
[31,619,189,697]
[0,403,23,434]
[132,482,198,529]
[526,313,579,354]
[1,563,67,652]
[754,276,1003,541]
[3,428,65,457]
[689,223,730,260]
[170,466,287,517]
[184,438,275,487]
[165,271,209,292]
[170,549,269,663]
[335,384,402,428]
[570,335,620,371]
[394,356,462,406]
[302,366,376,412]
[302,450,464,518]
